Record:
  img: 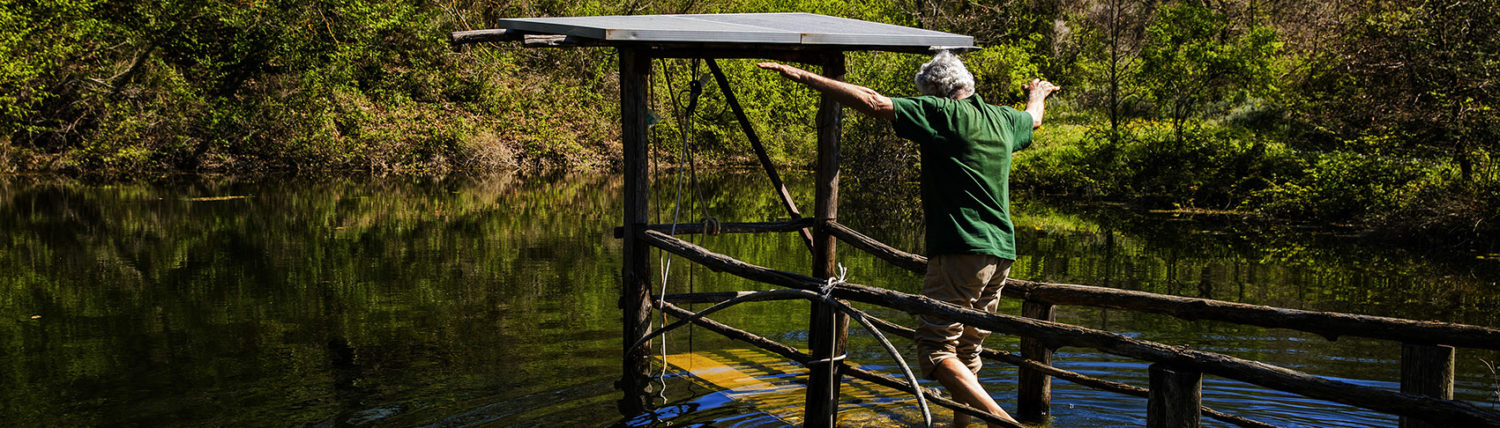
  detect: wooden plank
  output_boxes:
[634,229,1500,427]
[1018,300,1056,422]
[803,53,848,428]
[705,59,815,251]
[1148,364,1203,428]
[617,46,653,417]
[1400,343,1456,428]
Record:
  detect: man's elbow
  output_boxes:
[1029,111,1044,129]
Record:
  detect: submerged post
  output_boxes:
[618,47,654,417]
[1018,300,1056,421]
[1147,363,1202,428]
[1400,343,1456,428]
[804,53,848,428]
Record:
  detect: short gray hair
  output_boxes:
[915,51,975,99]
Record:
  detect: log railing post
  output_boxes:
[1018,300,1055,422]
[1400,343,1456,428]
[803,52,847,428]
[1147,363,1202,428]
[617,46,654,417]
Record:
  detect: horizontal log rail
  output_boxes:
[667,290,1277,428]
[1003,279,1500,350]
[638,229,1500,427]
[858,310,1279,428]
[827,221,1500,351]
[613,218,815,238]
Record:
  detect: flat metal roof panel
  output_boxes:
[499,15,801,43]
[495,13,974,49]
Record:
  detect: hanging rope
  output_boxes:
[650,57,713,407]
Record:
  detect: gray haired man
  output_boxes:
[759,52,1059,427]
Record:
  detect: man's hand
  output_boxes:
[1023,78,1060,129]
[757,62,810,83]
[1023,78,1061,101]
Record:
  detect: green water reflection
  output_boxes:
[1,173,1496,427]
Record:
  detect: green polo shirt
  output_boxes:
[890,95,1033,260]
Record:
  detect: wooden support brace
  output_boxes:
[1400,343,1456,428]
[705,59,815,251]
[611,218,814,238]
[1148,363,1203,428]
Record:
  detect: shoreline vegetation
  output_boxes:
[2,0,1496,250]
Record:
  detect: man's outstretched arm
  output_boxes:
[757,62,895,121]
[1022,78,1061,129]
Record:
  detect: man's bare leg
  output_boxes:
[933,358,1019,427]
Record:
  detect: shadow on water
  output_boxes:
[1,171,1497,427]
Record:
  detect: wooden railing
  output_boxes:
[631,223,1500,428]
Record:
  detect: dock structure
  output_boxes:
[453,13,1500,428]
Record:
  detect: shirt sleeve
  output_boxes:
[890,97,941,143]
[999,106,1034,152]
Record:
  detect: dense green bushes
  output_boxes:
[1,0,1496,246]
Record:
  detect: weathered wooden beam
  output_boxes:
[611,218,814,238]
[825,222,927,273]
[821,227,1500,351]
[705,58,815,252]
[1018,300,1055,422]
[616,47,653,417]
[635,229,1500,427]
[655,301,1018,427]
[449,29,521,45]
[1400,343,1456,428]
[662,291,786,305]
[523,34,600,48]
[1004,279,1500,351]
[804,53,847,428]
[1148,364,1203,428]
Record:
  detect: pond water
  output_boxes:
[2,172,1498,427]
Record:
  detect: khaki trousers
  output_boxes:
[915,254,1012,379]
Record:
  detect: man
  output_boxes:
[759,51,1059,427]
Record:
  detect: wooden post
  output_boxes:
[1018,300,1055,422]
[1400,343,1455,428]
[617,47,654,417]
[803,53,847,428]
[1147,363,1202,428]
